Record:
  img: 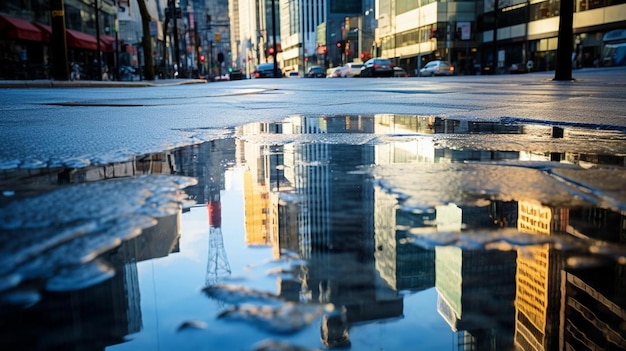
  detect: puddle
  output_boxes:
[1,114,625,350]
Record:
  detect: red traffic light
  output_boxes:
[336,41,342,48]
[200,55,205,62]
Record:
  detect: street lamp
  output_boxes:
[94,0,102,80]
[417,0,422,73]
[358,8,374,61]
[271,0,279,77]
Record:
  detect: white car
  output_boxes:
[327,67,343,78]
[341,62,364,77]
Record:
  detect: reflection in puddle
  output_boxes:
[1,114,625,350]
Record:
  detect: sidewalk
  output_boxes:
[0,78,208,88]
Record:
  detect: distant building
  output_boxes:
[1,0,624,79]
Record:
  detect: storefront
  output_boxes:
[0,13,45,79]
[1,12,122,80]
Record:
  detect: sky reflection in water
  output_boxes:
[1,114,625,351]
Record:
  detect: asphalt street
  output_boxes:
[1,66,625,351]
[0,66,625,171]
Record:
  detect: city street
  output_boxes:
[1,67,626,351]
[1,67,625,171]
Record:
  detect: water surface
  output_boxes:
[1,114,625,350]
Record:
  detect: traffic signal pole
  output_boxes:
[51,0,69,80]
[271,0,279,77]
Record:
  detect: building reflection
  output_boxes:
[236,114,626,350]
[172,139,237,286]
[4,114,623,349]
[238,115,402,344]
[561,206,626,350]
[0,149,183,349]
[0,212,181,350]
[1,139,237,350]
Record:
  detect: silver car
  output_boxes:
[342,62,364,77]
[419,60,455,76]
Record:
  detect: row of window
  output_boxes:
[392,0,624,18]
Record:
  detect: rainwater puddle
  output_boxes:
[1,114,625,351]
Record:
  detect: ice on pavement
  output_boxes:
[0,174,197,304]
[372,161,626,212]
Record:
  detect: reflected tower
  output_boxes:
[205,196,231,286]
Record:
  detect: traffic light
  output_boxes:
[200,55,205,63]
[217,52,224,63]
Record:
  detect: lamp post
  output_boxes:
[357,8,374,62]
[417,0,422,73]
[169,0,181,77]
[94,0,103,80]
[492,0,499,74]
[112,1,119,81]
[271,0,279,77]
[51,0,69,80]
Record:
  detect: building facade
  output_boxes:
[374,0,626,75]
[1,0,625,80]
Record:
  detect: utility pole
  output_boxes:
[271,0,279,77]
[114,2,120,80]
[554,0,574,80]
[169,0,181,77]
[51,0,69,80]
[95,0,102,80]
[491,0,499,74]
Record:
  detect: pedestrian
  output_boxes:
[102,64,109,81]
[70,62,81,81]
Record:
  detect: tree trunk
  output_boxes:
[162,16,169,78]
[554,0,574,81]
[136,0,155,80]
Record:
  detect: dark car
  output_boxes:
[508,62,529,74]
[254,62,281,78]
[228,68,244,80]
[360,58,394,77]
[305,66,326,78]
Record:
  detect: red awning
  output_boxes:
[32,22,51,42]
[100,35,116,53]
[34,22,118,52]
[66,29,98,50]
[0,13,42,41]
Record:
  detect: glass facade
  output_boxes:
[1,0,625,79]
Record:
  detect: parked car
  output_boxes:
[327,67,343,78]
[342,62,364,77]
[306,66,326,78]
[254,62,281,78]
[393,67,408,77]
[228,68,244,80]
[288,71,301,78]
[360,58,394,77]
[419,60,455,76]
[508,62,529,74]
